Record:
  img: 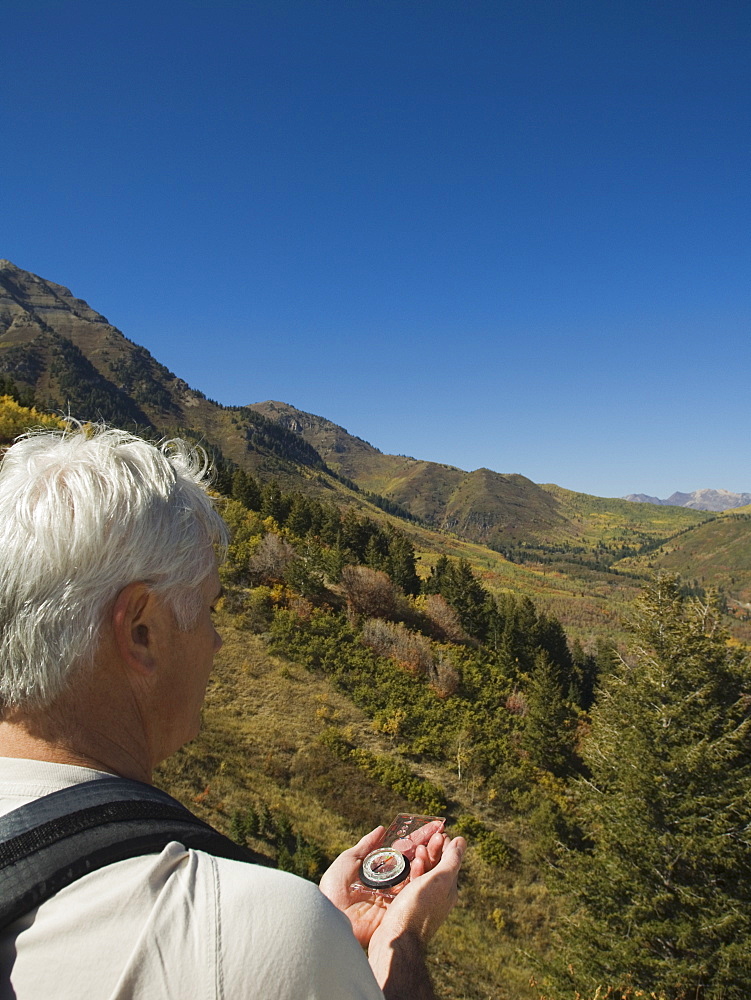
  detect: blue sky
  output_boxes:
[3,0,750,498]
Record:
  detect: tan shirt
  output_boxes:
[0,758,384,1000]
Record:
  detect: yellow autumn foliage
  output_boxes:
[0,396,65,445]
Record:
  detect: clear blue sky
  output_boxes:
[3,0,750,498]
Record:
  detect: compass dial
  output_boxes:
[359,848,411,889]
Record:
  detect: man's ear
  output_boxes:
[111,582,159,676]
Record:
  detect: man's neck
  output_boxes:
[0,718,153,784]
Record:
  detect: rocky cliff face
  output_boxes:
[0,260,329,480]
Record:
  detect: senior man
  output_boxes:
[0,425,465,1000]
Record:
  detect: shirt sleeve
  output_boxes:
[209,856,386,1000]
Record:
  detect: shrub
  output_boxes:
[341,565,400,620]
[248,532,297,584]
[421,593,468,642]
[360,618,435,677]
[455,814,514,867]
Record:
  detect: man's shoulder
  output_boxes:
[199,854,385,1000]
[201,850,339,919]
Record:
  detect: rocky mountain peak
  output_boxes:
[624,489,751,512]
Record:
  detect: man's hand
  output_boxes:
[368,833,466,949]
[365,834,466,1000]
[319,826,388,947]
[318,822,454,948]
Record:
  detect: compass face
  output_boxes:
[359,848,411,889]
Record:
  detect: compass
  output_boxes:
[359,848,411,890]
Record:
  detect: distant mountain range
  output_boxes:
[623,490,751,512]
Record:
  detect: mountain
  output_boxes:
[623,488,751,512]
[249,401,573,547]
[3,259,737,635]
[623,493,671,505]
[0,260,342,490]
[249,401,710,560]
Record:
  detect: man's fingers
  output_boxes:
[438,835,466,870]
[426,830,446,866]
[410,854,426,879]
[407,819,444,847]
[391,837,415,857]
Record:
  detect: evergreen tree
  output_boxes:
[546,577,751,998]
[500,595,539,672]
[260,480,288,523]
[436,558,490,640]
[385,531,421,596]
[284,557,325,600]
[533,613,573,680]
[323,543,347,584]
[340,509,372,560]
[317,504,342,546]
[364,533,388,571]
[286,494,314,538]
[423,555,450,594]
[231,469,261,510]
[521,650,577,778]
[212,459,235,498]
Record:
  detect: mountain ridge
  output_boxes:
[6,259,751,638]
[623,488,751,512]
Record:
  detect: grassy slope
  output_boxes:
[156,615,551,1000]
[1,264,723,647]
[540,485,711,548]
[615,510,751,639]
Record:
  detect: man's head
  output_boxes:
[0,424,228,714]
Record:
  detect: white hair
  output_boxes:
[0,424,228,712]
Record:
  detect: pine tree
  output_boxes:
[212,459,235,498]
[260,480,288,523]
[364,533,387,571]
[546,577,751,998]
[385,531,421,596]
[285,494,314,538]
[521,650,577,778]
[340,509,372,560]
[438,558,490,640]
[569,639,601,710]
[423,554,450,594]
[231,469,261,510]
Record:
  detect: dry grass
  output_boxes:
[155,610,551,999]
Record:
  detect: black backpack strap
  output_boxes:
[0,776,267,931]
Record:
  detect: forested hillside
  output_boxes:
[157,459,751,999]
[7,259,751,637]
[3,385,751,996]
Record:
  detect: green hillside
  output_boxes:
[250,400,711,561]
[4,261,751,998]
[0,259,739,647]
[615,510,751,638]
